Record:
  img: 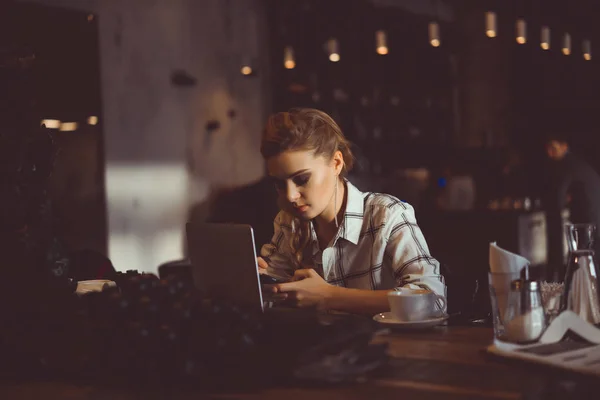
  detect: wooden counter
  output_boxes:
[1,325,597,399]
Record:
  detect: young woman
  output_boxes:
[257,108,445,315]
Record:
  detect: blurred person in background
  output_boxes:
[543,131,600,279]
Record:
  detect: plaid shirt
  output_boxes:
[260,180,446,302]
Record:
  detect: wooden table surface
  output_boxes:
[0,325,597,400]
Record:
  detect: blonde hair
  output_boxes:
[261,108,354,266]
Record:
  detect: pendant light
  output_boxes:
[516,19,526,44]
[429,22,441,47]
[283,46,295,69]
[540,26,550,50]
[376,30,388,55]
[486,11,497,38]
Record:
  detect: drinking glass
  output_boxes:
[565,223,596,253]
[488,271,521,341]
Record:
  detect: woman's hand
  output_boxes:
[256,257,268,274]
[275,269,334,309]
[257,257,289,302]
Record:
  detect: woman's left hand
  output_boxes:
[275,269,334,309]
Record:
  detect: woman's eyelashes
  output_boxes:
[272,174,311,191]
[292,174,310,187]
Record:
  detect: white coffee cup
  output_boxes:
[387,288,446,321]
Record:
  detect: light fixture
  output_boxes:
[283,46,295,69]
[516,19,526,44]
[240,55,254,76]
[429,22,441,47]
[87,116,98,125]
[541,26,550,50]
[240,65,252,75]
[87,14,94,22]
[59,122,78,132]
[375,30,388,55]
[327,38,340,62]
[583,39,592,60]
[562,33,571,55]
[486,11,497,38]
[40,119,60,129]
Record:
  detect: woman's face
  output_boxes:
[267,150,342,220]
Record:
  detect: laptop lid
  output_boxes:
[186,222,265,312]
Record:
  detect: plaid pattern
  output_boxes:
[260,180,446,304]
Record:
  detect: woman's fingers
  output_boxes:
[257,257,268,269]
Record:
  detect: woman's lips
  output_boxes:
[295,205,309,213]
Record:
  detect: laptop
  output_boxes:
[186,223,362,326]
[186,222,267,312]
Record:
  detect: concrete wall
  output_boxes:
[22,0,270,273]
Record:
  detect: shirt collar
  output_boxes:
[338,179,364,245]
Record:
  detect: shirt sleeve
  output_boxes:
[384,205,447,310]
[259,211,295,280]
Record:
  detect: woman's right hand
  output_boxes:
[257,257,268,274]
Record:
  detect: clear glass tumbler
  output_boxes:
[488,271,521,341]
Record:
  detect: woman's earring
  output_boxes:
[334,177,339,228]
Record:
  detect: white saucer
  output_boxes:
[373,312,448,330]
